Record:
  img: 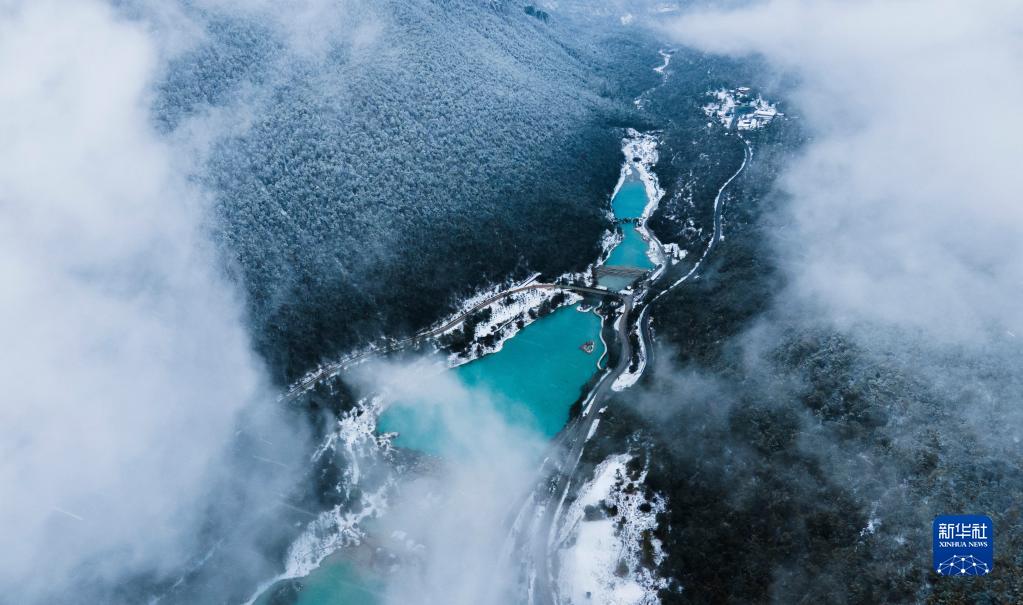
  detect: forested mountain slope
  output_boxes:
[154,0,659,381]
[589,68,1023,603]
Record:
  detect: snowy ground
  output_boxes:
[445,285,582,367]
[703,87,781,131]
[662,242,688,263]
[242,399,395,604]
[553,454,666,605]
[439,272,542,326]
[611,309,647,393]
[619,129,664,222]
[704,89,738,129]
[653,50,671,75]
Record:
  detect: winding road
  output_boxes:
[524,132,752,605]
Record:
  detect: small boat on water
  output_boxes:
[579,340,595,354]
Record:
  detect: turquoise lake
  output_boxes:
[377,305,604,454]
[255,555,382,605]
[268,166,653,605]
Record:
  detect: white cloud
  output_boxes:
[0,1,298,599]
[666,0,1023,342]
[352,359,547,605]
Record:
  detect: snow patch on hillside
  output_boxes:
[663,242,688,263]
[611,311,647,393]
[554,453,666,605]
[285,402,392,572]
[704,88,782,131]
[607,293,650,394]
[653,50,671,76]
[621,130,663,221]
[243,399,394,604]
[597,226,625,265]
[447,287,582,367]
[704,89,737,128]
[439,272,542,331]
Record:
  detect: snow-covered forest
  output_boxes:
[153,0,658,380]
[5,1,1022,604]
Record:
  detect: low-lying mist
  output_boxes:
[658,0,1023,503]
[0,1,309,602]
[616,1,1023,601]
[1,0,657,601]
[350,358,548,605]
[666,0,1023,344]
